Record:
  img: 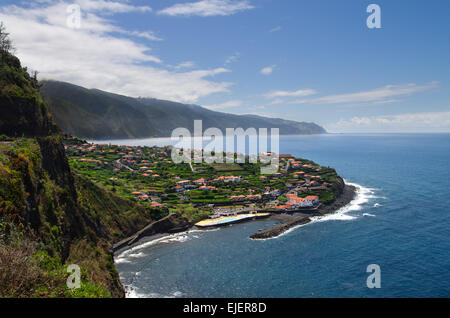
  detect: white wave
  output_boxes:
[309,181,372,223]
[128,252,146,259]
[306,181,375,223]
[373,203,382,208]
[115,229,204,264]
[363,213,376,217]
[251,181,376,240]
[114,257,132,264]
[171,291,184,298]
[126,288,147,298]
[125,286,184,298]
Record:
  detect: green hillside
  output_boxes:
[0,48,167,297]
[40,80,327,139]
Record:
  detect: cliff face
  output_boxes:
[333,176,346,197]
[0,52,156,297]
[0,54,58,137]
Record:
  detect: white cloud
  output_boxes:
[238,111,283,118]
[204,99,243,110]
[75,0,152,13]
[225,52,240,65]
[126,30,162,41]
[292,82,439,105]
[329,110,450,133]
[269,26,281,33]
[173,61,196,69]
[264,88,317,99]
[0,1,232,103]
[270,98,285,105]
[260,65,276,76]
[158,0,254,17]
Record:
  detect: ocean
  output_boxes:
[111,134,450,298]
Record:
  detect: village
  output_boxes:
[64,137,341,225]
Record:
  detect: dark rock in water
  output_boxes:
[250,216,312,240]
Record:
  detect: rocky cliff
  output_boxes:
[0,54,58,137]
[0,52,160,297]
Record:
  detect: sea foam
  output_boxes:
[125,286,184,298]
[115,229,206,264]
[254,182,376,241]
[310,181,375,223]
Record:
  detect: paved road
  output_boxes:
[116,159,135,172]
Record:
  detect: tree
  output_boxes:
[0,22,14,59]
[31,70,41,89]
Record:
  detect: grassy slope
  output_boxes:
[0,53,158,297]
[0,137,158,297]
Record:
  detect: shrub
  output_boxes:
[0,239,42,297]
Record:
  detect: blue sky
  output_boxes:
[1,0,450,132]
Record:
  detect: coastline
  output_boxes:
[114,181,359,297]
[113,183,357,257]
[249,184,357,240]
[112,213,192,253]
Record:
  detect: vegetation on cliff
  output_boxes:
[0,28,58,138]
[0,29,161,297]
[0,138,114,297]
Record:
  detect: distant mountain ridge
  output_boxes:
[40,81,327,139]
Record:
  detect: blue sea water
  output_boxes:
[114,134,450,298]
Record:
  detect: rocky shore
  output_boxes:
[249,184,357,240]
